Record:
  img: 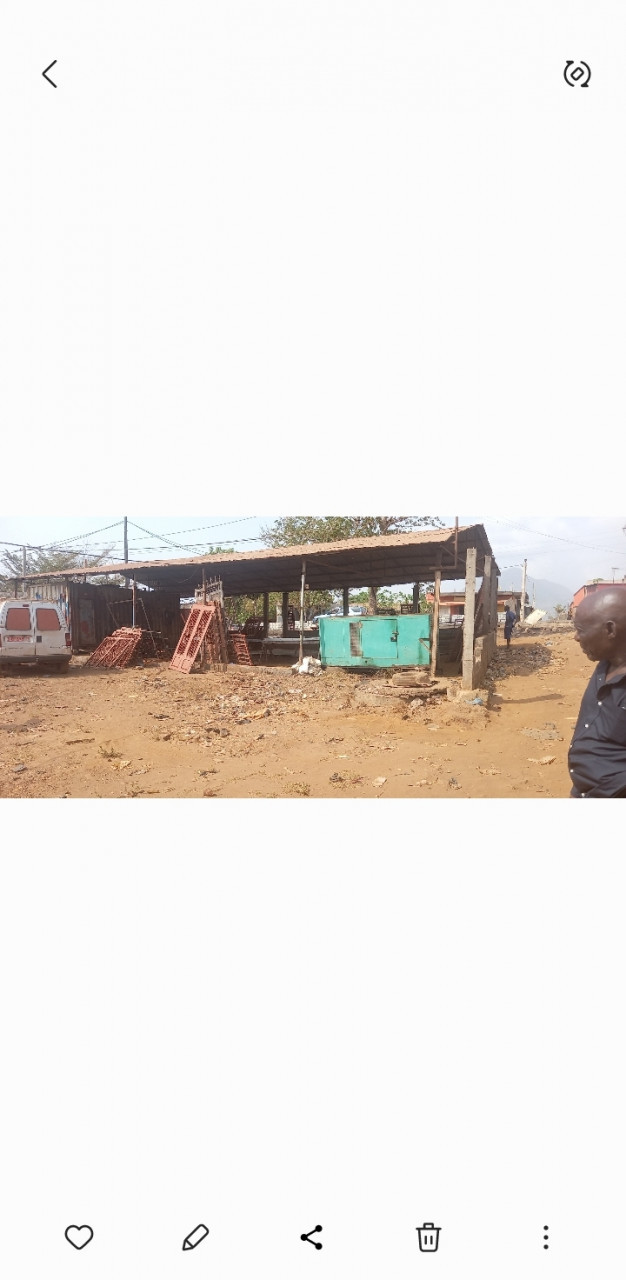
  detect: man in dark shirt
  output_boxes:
[569,590,626,798]
[504,606,517,648]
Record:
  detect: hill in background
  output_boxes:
[499,570,576,614]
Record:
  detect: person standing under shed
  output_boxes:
[504,604,517,648]
[569,590,626,798]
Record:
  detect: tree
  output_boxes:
[260,515,442,547]
[260,516,443,612]
[0,545,119,592]
[552,603,568,620]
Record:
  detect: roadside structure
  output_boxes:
[425,588,530,623]
[14,524,500,688]
[571,579,626,617]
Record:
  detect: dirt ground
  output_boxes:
[0,631,589,799]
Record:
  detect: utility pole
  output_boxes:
[123,516,129,588]
[520,558,528,621]
[612,567,619,583]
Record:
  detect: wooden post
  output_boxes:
[430,566,441,677]
[282,592,290,638]
[65,577,71,649]
[413,583,421,613]
[491,570,499,653]
[482,556,493,634]
[299,560,306,667]
[462,547,478,689]
[132,579,137,629]
[343,588,350,616]
[482,554,494,665]
[263,592,270,639]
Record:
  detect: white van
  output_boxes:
[0,599,72,672]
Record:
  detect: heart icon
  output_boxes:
[65,1226,94,1251]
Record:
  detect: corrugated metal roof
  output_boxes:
[16,524,499,595]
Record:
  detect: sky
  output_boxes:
[1,516,626,595]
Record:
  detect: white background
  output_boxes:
[1,0,625,484]
[1,828,625,1280]
[1,0,626,1276]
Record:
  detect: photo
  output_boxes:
[2,514,625,800]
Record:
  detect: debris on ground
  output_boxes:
[284,782,312,797]
[292,657,323,676]
[522,726,563,742]
[0,632,586,799]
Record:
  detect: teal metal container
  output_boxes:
[319,614,431,669]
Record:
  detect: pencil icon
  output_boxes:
[183,1225,209,1252]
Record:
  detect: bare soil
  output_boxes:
[0,633,589,799]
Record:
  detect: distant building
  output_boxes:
[572,580,626,616]
[426,589,530,623]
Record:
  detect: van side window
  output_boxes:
[5,608,32,630]
[36,609,61,631]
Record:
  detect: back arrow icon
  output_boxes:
[42,60,57,87]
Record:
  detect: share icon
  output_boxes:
[301,1225,323,1250]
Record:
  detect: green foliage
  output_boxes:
[225,589,335,625]
[260,515,443,547]
[0,544,118,592]
[260,517,443,613]
[351,586,434,613]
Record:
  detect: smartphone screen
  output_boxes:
[1,0,625,1276]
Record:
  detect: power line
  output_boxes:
[38,520,125,550]
[163,517,260,537]
[487,517,626,558]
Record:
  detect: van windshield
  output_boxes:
[5,607,32,631]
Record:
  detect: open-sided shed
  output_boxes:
[15,524,500,687]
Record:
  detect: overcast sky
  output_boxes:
[1,516,625,593]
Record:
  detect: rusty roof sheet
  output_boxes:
[16,524,499,594]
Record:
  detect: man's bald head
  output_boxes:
[574,589,626,666]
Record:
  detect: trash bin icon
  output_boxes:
[417,1223,441,1253]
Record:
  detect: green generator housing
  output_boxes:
[319,614,432,669]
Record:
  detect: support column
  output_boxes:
[462,547,477,689]
[282,592,290,638]
[263,592,270,639]
[482,555,493,635]
[65,577,71,647]
[343,588,350,616]
[430,567,441,676]
[481,554,494,666]
[200,568,208,670]
[413,584,421,613]
[491,571,499,652]
[298,560,307,667]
